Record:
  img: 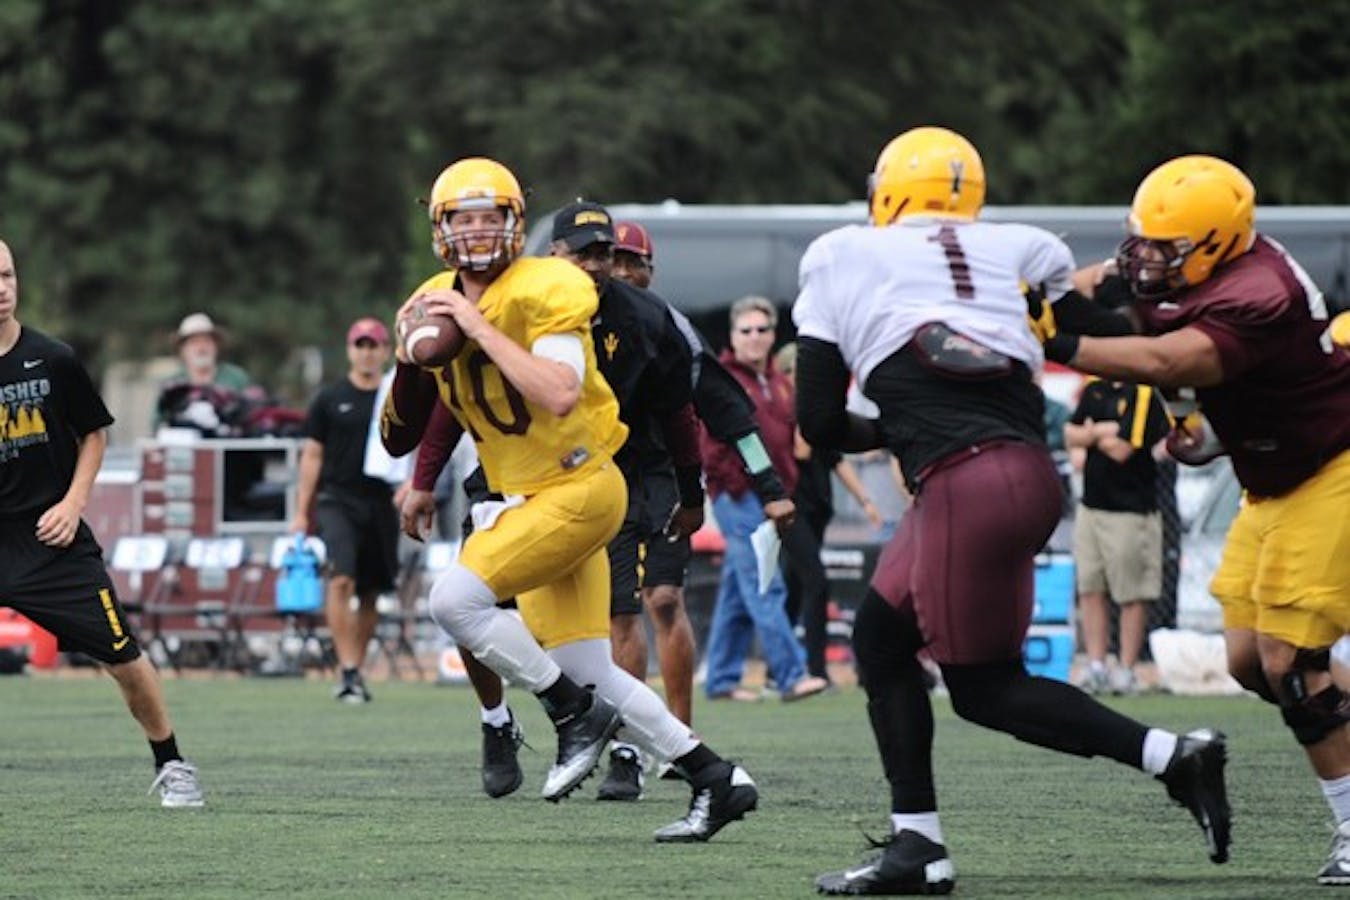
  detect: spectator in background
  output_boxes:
[701,296,828,703]
[774,341,880,685]
[291,318,401,704]
[1064,378,1171,695]
[154,313,256,432]
[612,221,655,290]
[0,238,204,807]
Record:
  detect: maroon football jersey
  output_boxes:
[1135,236,1350,497]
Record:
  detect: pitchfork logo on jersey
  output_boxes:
[0,377,52,462]
[603,331,619,361]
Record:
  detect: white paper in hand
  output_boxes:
[750,519,781,595]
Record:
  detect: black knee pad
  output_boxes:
[1280,672,1350,746]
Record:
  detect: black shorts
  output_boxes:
[606,469,692,616]
[315,491,399,596]
[0,518,140,665]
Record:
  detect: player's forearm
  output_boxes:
[832,458,871,507]
[476,327,580,417]
[1063,422,1094,449]
[64,429,107,511]
[381,362,437,456]
[1051,328,1224,389]
[413,403,464,492]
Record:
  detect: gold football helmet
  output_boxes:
[868,127,985,225]
[428,157,526,271]
[1117,155,1255,299]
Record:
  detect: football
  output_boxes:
[398,302,466,366]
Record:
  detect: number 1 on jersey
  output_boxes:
[928,224,975,300]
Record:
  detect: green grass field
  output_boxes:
[0,677,1329,899]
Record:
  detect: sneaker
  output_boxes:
[481,713,525,799]
[1158,728,1231,864]
[149,759,205,808]
[334,679,371,704]
[815,830,955,895]
[541,695,622,802]
[653,762,758,843]
[597,746,644,802]
[1109,666,1140,696]
[1319,821,1350,885]
[1075,664,1110,695]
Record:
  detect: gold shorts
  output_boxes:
[459,461,626,649]
[1210,449,1350,649]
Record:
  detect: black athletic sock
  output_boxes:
[942,661,1150,768]
[854,591,937,813]
[150,733,182,769]
[341,666,361,686]
[537,673,591,723]
[673,743,726,783]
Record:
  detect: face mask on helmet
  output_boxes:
[427,158,526,272]
[1115,235,1192,301]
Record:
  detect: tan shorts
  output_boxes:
[1073,505,1162,603]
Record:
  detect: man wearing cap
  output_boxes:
[291,318,400,703]
[612,221,655,290]
[153,313,254,430]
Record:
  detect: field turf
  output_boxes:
[0,677,1327,898]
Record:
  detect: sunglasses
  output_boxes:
[736,325,774,335]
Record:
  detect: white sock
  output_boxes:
[1141,728,1179,775]
[1320,774,1350,826]
[610,741,641,758]
[1089,659,1108,674]
[481,703,511,728]
[891,812,944,845]
[548,638,698,762]
[427,563,560,692]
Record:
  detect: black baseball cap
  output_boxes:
[551,201,615,251]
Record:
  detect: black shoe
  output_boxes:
[481,713,525,799]
[653,762,758,842]
[597,746,644,802]
[541,695,622,802]
[815,830,955,896]
[1158,728,1231,864]
[334,679,371,704]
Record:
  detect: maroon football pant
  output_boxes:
[870,440,1062,665]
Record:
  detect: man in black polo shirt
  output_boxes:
[292,318,401,703]
[1066,378,1171,695]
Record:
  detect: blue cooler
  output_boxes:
[1024,625,1075,682]
[276,535,323,613]
[1032,553,1074,625]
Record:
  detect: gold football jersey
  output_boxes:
[413,259,627,495]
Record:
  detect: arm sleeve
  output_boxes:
[412,401,464,492]
[691,354,759,443]
[1047,289,1138,337]
[302,391,327,443]
[795,336,884,452]
[379,361,439,458]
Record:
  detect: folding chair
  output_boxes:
[108,535,174,633]
[373,539,459,681]
[142,536,246,673]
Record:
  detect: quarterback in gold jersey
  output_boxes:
[382,158,757,842]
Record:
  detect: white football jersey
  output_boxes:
[793,217,1076,386]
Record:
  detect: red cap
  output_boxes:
[613,221,653,259]
[347,317,390,346]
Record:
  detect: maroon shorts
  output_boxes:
[870,441,1062,665]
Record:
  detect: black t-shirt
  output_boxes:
[593,279,694,475]
[0,326,114,518]
[862,345,1045,492]
[303,378,389,498]
[1070,380,1170,513]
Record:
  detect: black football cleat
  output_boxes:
[815,830,955,896]
[653,762,758,842]
[480,712,525,799]
[541,695,622,802]
[1158,728,1231,864]
[597,746,644,802]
